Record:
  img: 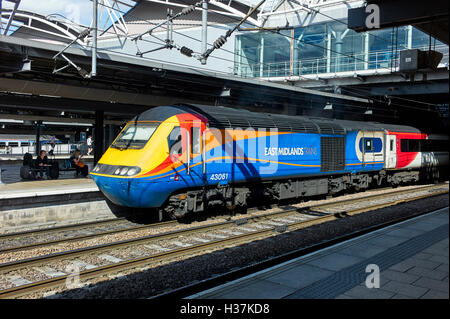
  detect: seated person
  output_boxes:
[35,150,50,179]
[70,149,88,177]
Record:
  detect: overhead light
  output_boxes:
[1,125,5,129]
[324,102,333,110]
[220,88,231,97]
[0,119,22,123]
[43,121,92,127]
[364,109,373,115]
[60,111,65,116]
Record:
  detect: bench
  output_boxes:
[20,155,78,180]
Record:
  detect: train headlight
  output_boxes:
[119,167,129,175]
[127,167,138,176]
[114,168,122,175]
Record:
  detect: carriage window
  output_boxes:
[401,139,420,152]
[390,139,394,151]
[409,140,420,152]
[191,127,201,154]
[365,139,373,152]
[168,126,182,155]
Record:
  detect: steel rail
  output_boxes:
[157,206,450,299]
[0,217,128,239]
[1,183,446,254]
[0,219,178,254]
[0,208,321,273]
[309,183,449,211]
[0,187,447,299]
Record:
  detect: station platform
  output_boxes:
[190,207,449,299]
[0,161,94,184]
[0,178,117,234]
[0,154,94,162]
[0,178,98,199]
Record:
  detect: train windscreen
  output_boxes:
[111,123,158,149]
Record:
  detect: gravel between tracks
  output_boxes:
[23,193,449,299]
[1,183,444,264]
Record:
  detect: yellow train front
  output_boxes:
[90,105,208,209]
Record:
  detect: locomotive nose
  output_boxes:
[93,176,142,207]
[92,174,168,208]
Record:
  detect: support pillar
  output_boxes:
[289,28,294,76]
[259,35,264,77]
[327,29,332,73]
[94,110,104,165]
[407,25,413,49]
[364,32,370,70]
[235,35,241,75]
[200,0,208,65]
[35,121,42,156]
[91,0,98,77]
[335,31,343,73]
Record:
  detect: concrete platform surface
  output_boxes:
[0,162,94,184]
[0,178,99,199]
[190,207,449,299]
[0,154,94,161]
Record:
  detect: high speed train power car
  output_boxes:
[91,104,448,219]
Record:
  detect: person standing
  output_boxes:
[50,135,56,156]
[86,135,93,156]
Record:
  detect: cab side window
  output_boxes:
[168,126,182,155]
[191,127,201,154]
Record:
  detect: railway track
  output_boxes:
[0,217,178,253]
[0,183,447,299]
[1,183,446,254]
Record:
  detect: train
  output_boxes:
[90,104,448,220]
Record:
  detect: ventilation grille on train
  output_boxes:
[321,136,345,172]
[193,105,346,135]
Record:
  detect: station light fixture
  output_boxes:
[220,88,231,97]
[324,102,333,110]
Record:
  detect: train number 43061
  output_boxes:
[210,173,229,181]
